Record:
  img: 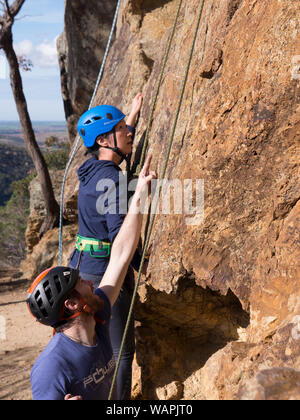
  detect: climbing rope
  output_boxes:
[134,0,184,177]
[58,0,122,265]
[108,0,206,400]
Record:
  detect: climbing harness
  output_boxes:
[75,234,111,258]
[108,0,206,400]
[58,0,122,265]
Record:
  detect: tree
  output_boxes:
[0,0,60,236]
[45,135,60,148]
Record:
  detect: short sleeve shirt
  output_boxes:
[30,289,117,400]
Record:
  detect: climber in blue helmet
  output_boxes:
[68,93,144,400]
[78,97,141,162]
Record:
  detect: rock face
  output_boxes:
[24,170,64,254]
[21,170,77,280]
[24,0,300,400]
[57,0,118,144]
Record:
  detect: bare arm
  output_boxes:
[126,93,143,127]
[99,154,156,307]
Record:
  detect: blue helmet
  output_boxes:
[77,105,126,148]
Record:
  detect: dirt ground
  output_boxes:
[0,270,52,400]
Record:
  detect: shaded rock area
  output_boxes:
[21,170,77,280]
[135,278,250,399]
[22,0,300,400]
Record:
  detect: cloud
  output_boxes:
[21,11,64,25]
[14,37,58,68]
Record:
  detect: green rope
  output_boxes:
[108,0,206,400]
[134,0,184,177]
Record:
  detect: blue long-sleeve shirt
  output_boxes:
[69,132,141,276]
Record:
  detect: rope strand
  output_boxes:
[134,0,184,177]
[108,0,206,400]
[58,0,122,265]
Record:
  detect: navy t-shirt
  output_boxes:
[30,289,117,400]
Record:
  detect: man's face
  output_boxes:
[74,278,103,313]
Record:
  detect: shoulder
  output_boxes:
[98,162,122,182]
[31,335,71,400]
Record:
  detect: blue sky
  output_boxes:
[0,0,65,121]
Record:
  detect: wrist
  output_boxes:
[127,111,138,123]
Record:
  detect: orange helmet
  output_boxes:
[26,266,79,327]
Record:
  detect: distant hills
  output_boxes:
[0,121,67,148]
[0,121,67,206]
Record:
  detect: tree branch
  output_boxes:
[4,0,12,19]
[4,0,25,19]
[0,1,6,23]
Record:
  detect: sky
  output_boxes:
[0,0,65,121]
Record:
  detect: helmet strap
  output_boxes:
[99,127,127,163]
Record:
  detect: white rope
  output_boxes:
[58,0,122,265]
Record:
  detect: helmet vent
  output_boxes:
[44,286,53,305]
[106,113,113,120]
[40,308,48,317]
[54,275,62,294]
[93,116,102,121]
[84,119,92,125]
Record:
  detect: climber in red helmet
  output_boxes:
[27,154,156,400]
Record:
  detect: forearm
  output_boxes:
[125,111,138,128]
[98,153,155,306]
[111,193,142,261]
[99,191,143,306]
[126,93,143,127]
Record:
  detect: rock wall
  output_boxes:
[57,0,118,144]
[21,170,78,281]
[24,0,300,400]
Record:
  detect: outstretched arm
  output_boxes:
[126,93,143,127]
[98,154,156,307]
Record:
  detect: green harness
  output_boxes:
[75,234,111,258]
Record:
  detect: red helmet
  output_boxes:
[26,266,79,327]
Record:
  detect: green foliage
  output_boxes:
[45,135,60,148]
[43,141,70,170]
[0,172,35,266]
[0,144,33,206]
[0,140,70,267]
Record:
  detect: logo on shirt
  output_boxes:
[83,356,115,389]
